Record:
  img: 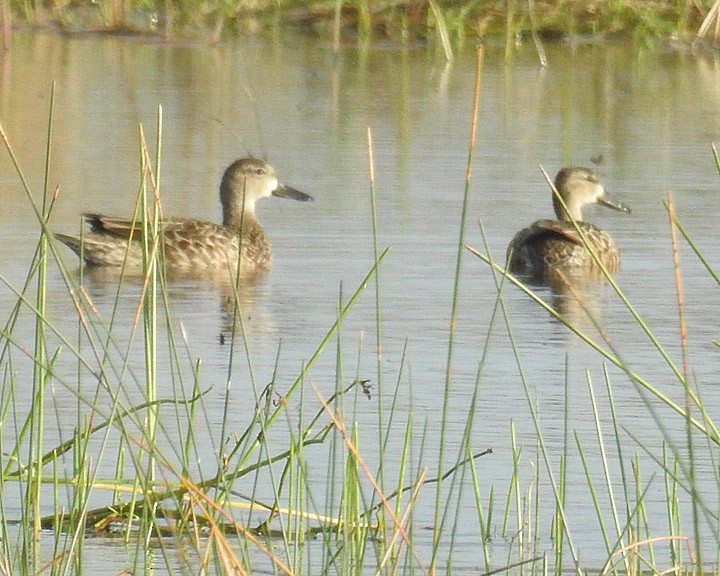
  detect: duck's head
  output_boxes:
[552,167,630,222]
[221,157,312,222]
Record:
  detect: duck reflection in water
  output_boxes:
[507,167,631,286]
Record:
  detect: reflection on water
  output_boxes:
[77,263,273,338]
[3,33,720,571]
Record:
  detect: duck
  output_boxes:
[506,167,630,281]
[55,157,312,277]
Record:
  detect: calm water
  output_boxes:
[2,32,720,572]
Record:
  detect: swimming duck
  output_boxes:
[506,167,630,281]
[55,157,312,276]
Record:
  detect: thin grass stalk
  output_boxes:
[340,424,362,574]
[232,346,286,536]
[531,451,541,569]
[527,0,547,66]
[320,288,346,573]
[515,425,526,566]
[1,0,10,51]
[571,437,616,575]
[381,338,409,474]
[631,457,654,572]
[365,127,387,515]
[662,445,683,567]
[0,372,11,571]
[388,409,414,571]
[624,421,720,534]
[702,409,720,567]
[428,0,453,61]
[156,302,201,482]
[523,481,536,575]
[664,199,720,286]
[68,195,89,574]
[288,436,300,572]
[136,122,160,546]
[221,182,263,470]
[370,337,412,569]
[356,0,371,45]
[312,384,426,572]
[637,466,659,570]
[441,371,483,572]
[585,369,627,575]
[501,421,517,539]
[181,359,202,476]
[599,477,658,575]
[554,360,570,576]
[712,142,720,175]
[602,366,632,527]
[27,82,57,560]
[667,191,702,573]
[475,222,583,571]
[237,354,296,560]
[294,374,310,567]
[554,456,566,575]
[504,0,516,60]
[332,0,342,50]
[432,45,484,572]
[379,468,427,575]
[468,445,492,573]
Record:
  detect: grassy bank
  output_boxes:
[0,0,714,47]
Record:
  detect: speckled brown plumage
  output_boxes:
[507,167,630,282]
[55,157,312,277]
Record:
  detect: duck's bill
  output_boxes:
[598,197,631,213]
[273,184,313,202]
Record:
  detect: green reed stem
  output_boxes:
[138,121,159,500]
[366,127,386,500]
[475,222,583,572]
[667,191,702,572]
[28,82,56,557]
[665,201,720,286]
[432,44,483,571]
[584,370,623,574]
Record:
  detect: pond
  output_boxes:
[1,31,720,573]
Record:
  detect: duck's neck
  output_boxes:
[223,203,259,234]
[553,197,584,222]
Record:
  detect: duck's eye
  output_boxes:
[586,174,598,183]
[255,168,265,175]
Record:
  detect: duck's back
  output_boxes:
[507,219,620,280]
[57,215,272,274]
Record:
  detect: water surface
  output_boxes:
[2,32,720,572]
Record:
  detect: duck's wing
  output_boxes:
[508,219,584,253]
[84,214,141,239]
[83,214,193,239]
[507,219,589,275]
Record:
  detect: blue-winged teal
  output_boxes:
[55,157,312,276]
[507,167,630,281]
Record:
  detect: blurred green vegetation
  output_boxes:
[0,0,713,45]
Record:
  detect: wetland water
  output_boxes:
[2,32,720,572]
